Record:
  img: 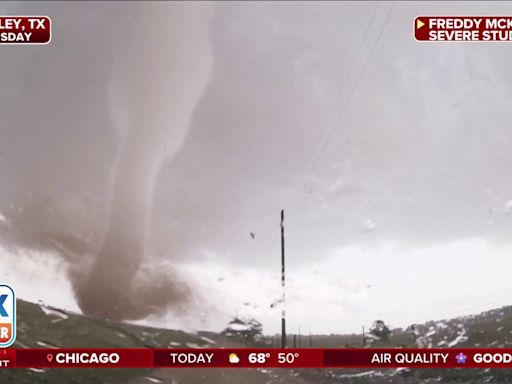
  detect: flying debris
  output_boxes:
[250,232,255,239]
[365,218,377,231]
[270,298,284,309]
[0,211,8,226]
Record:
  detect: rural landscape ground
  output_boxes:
[3,299,512,383]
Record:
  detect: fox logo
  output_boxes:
[0,285,15,348]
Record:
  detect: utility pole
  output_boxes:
[281,209,286,348]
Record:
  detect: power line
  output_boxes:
[298,3,386,214]
[305,2,379,168]
[297,2,395,215]
[310,1,396,172]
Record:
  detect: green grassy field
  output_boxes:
[289,305,512,383]
[1,299,226,383]
[3,299,512,383]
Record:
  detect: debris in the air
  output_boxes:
[29,368,46,373]
[144,377,163,383]
[364,219,377,231]
[270,298,284,309]
[37,340,59,349]
[39,305,70,320]
[200,336,216,344]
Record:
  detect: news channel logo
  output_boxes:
[0,285,16,348]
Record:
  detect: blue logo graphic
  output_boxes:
[456,353,467,364]
[0,285,16,348]
[0,295,7,317]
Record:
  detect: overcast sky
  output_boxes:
[2,1,512,334]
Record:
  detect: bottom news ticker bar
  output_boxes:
[1,348,512,368]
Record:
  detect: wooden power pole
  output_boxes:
[281,209,287,348]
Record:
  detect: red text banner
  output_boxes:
[2,348,512,368]
[0,16,51,44]
[15,349,152,368]
[415,16,512,41]
[153,349,321,368]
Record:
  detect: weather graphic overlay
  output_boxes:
[456,353,468,365]
[3,2,512,383]
[228,353,240,364]
[415,16,512,41]
[0,285,15,348]
[0,16,50,44]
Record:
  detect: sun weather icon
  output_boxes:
[229,353,240,364]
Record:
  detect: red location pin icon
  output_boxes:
[47,354,53,363]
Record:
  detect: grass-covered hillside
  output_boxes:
[4,299,512,383]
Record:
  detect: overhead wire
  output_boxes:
[305,2,380,170]
[309,1,396,173]
[298,2,396,216]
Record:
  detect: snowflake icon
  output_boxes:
[455,353,467,364]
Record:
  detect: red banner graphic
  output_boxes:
[2,348,512,368]
[0,16,51,44]
[15,349,151,368]
[415,16,512,41]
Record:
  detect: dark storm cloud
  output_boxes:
[1,1,512,321]
[150,1,512,268]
